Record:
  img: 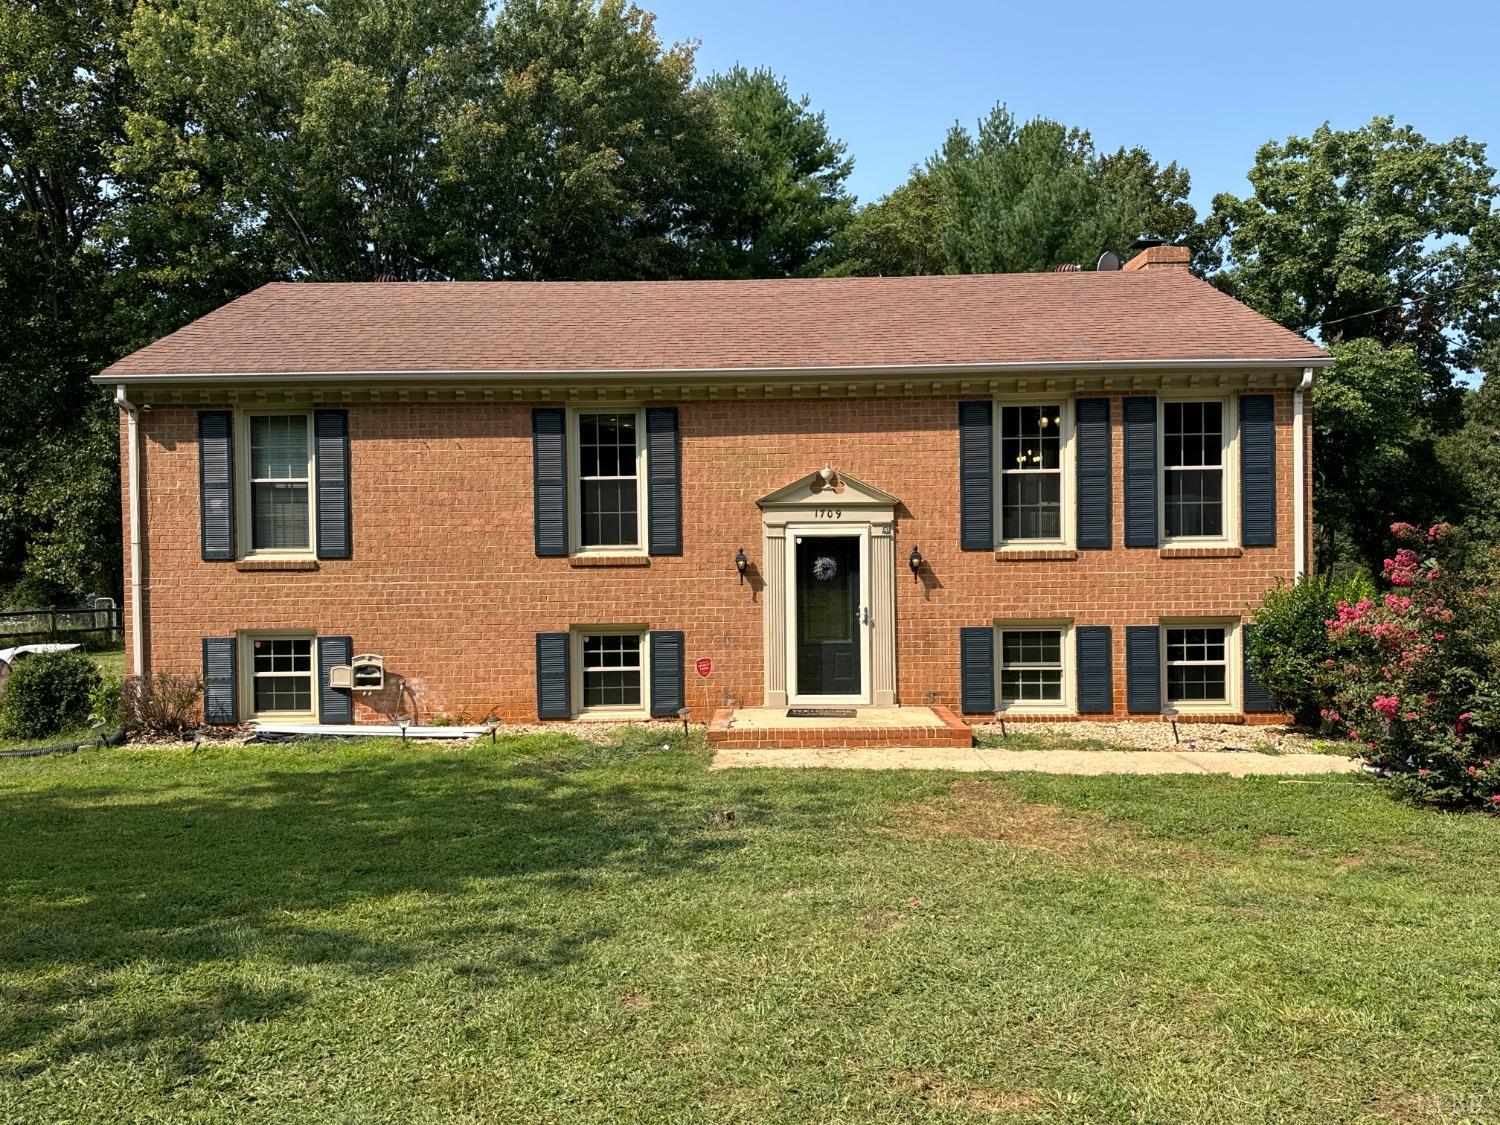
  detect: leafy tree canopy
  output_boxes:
[822,169,949,277]
[927,103,1195,274]
[1203,116,1500,406]
[699,65,853,278]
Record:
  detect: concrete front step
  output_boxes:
[707,705,972,750]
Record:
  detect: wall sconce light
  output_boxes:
[908,545,923,578]
[735,546,748,584]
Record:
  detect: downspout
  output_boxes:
[115,385,146,677]
[1293,367,1315,580]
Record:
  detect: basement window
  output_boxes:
[575,630,647,715]
[244,634,316,720]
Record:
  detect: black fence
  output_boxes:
[0,605,123,647]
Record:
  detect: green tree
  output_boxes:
[455,0,734,280]
[926,104,1196,274]
[698,65,853,277]
[1204,117,1500,569]
[1438,346,1500,554]
[823,170,949,277]
[0,0,134,601]
[1204,117,1500,407]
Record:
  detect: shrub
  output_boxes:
[1320,522,1500,810]
[90,673,123,730]
[119,673,204,736]
[1249,571,1375,725]
[0,651,102,740]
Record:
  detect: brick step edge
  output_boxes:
[706,705,974,750]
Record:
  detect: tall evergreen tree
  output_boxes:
[698,65,853,277]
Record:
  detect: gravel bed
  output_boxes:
[125,720,695,749]
[976,719,1331,754]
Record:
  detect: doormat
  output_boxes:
[786,707,857,719]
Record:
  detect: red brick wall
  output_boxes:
[121,391,1307,722]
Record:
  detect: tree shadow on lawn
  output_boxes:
[0,749,744,1076]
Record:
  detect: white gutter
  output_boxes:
[94,355,1334,386]
[115,385,146,677]
[1293,367,1315,580]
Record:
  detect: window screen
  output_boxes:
[1000,405,1062,541]
[1165,627,1228,702]
[999,629,1064,703]
[578,413,640,548]
[1163,402,1223,538]
[249,414,311,551]
[251,636,314,714]
[581,633,643,709]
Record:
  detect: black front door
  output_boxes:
[795,535,861,696]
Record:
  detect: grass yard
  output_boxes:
[3,731,1498,1124]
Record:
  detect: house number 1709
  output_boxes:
[815,507,843,519]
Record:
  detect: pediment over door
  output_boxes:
[756,469,900,512]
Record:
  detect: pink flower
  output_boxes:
[1458,712,1474,736]
[1372,695,1401,721]
[1418,769,1429,777]
[1492,795,1500,806]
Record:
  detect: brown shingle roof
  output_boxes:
[100,271,1328,380]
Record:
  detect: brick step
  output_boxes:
[706,705,973,750]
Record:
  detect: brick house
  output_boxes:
[100,244,1328,733]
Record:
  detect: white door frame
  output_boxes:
[785,523,872,706]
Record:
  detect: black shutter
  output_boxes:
[1076,397,1112,549]
[532,408,568,557]
[645,407,682,555]
[1126,625,1162,713]
[1122,396,1157,548]
[202,637,238,724]
[1243,625,1275,712]
[317,635,353,724]
[314,409,352,559]
[959,627,996,713]
[199,411,235,561]
[535,631,571,719]
[958,401,993,551]
[1076,626,1113,714]
[1240,394,1276,547]
[649,630,685,717]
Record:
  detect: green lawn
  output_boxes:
[3,732,1498,1124]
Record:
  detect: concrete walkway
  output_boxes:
[710,744,1364,776]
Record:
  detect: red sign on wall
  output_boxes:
[695,657,713,679]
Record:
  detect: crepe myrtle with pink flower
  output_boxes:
[1319,521,1500,810]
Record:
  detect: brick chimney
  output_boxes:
[1122,244,1191,272]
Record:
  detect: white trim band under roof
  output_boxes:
[97,356,1332,384]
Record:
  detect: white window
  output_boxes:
[1164,624,1235,707]
[996,623,1074,713]
[243,634,316,719]
[1161,398,1236,544]
[238,411,315,556]
[574,630,648,714]
[569,410,646,552]
[996,401,1072,548]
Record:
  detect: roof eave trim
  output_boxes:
[97,355,1334,384]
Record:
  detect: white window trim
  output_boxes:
[1158,394,1238,549]
[567,406,649,558]
[994,397,1075,552]
[235,409,317,560]
[995,619,1075,715]
[1160,619,1241,713]
[239,630,318,723]
[570,626,651,719]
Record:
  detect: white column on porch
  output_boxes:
[763,525,788,707]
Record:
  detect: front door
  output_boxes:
[794,534,862,697]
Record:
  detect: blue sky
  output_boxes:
[649,0,1500,216]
